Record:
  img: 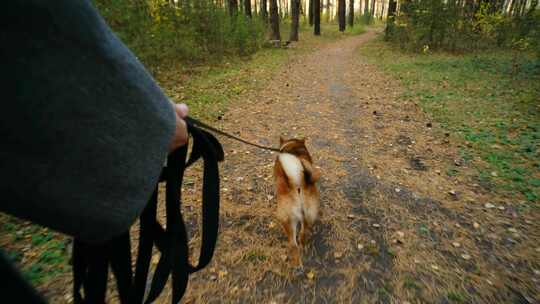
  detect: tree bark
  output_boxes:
[370,0,375,17]
[314,0,321,35]
[269,0,281,40]
[309,0,314,26]
[385,0,397,38]
[338,0,346,31]
[290,0,301,41]
[364,0,370,16]
[326,0,331,22]
[245,0,252,17]
[348,0,354,27]
[229,0,238,16]
[261,0,268,22]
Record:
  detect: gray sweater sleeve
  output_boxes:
[0,0,176,242]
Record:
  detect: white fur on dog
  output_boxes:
[279,153,303,187]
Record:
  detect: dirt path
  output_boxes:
[168,30,539,304]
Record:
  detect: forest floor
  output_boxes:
[2,26,539,303]
[162,28,539,303]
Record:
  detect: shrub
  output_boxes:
[93,0,266,67]
[385,0,540,56]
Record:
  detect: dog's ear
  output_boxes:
[279,136,286,145]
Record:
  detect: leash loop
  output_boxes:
[72,120,224,304]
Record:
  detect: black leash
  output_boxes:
[185,117,281,153]
[72,120,224,304]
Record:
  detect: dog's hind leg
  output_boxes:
[299,217,311,247]
[281,217,301,267]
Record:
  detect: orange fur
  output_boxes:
[274,137,321,267]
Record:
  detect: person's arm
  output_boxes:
[1,0,185,242]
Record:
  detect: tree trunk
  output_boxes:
[518,0,527,16]
[385,0,397,38]
[370,0,375,17]
[290,0,301,41]
[269,0,281,40]
[348,0,354,27]
[364,0,370,16]
[309,0,315,25]
[229,0,238,16]
[314,0,321,35]
[261,0,268,22]
[244,0,252,17]
[338,0,346,31]
[326,0,331,22]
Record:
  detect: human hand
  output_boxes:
[169,103,189,152]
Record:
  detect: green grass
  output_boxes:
[1,216,69,285]
[403,275,421,290]
[361,38,540,204]
[447,290,466,303]
[244,249,268,262]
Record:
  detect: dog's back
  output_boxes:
[274,137,320,266]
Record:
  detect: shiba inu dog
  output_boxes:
[274,136,321,267]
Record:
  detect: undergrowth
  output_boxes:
[361,37,540,203]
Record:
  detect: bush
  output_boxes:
[358,13,375,25]
[385,0,540,56]
[93,0,266,67]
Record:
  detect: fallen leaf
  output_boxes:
[484,203,495,209]
[306,270,315,280]
[452,242,461,248]
[473,222,480,229]
[461,254,471,260]
[357,244,364,250]
[218,270,228,278]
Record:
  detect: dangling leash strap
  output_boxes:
[72,120,224,304]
